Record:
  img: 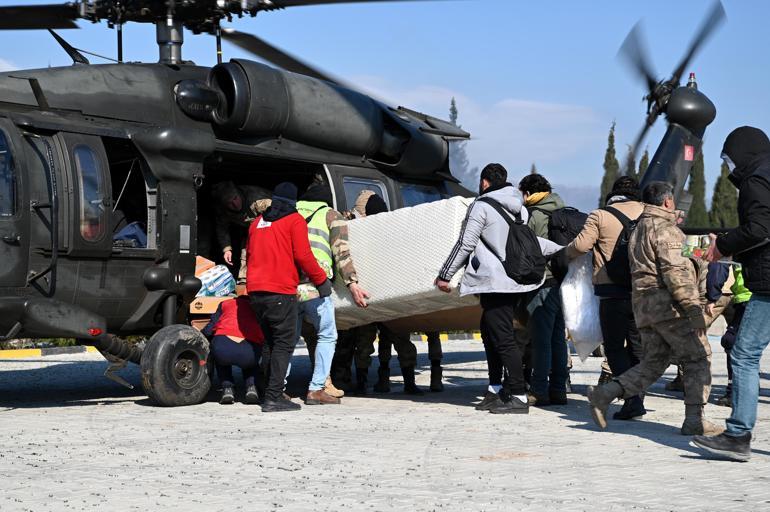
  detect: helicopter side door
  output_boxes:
[0,119,29,287]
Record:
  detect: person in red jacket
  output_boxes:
[246,182,332,413]
[201,296,265,405]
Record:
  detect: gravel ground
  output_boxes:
[1,338,769,512]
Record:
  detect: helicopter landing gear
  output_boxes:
[140,325,211,407]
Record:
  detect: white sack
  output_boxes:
[560,253,603,361]
[332,196,479,329]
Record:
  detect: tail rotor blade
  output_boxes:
[618,21,658,93]
[670,0,726,84]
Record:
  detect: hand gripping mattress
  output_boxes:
[332,196,480,330]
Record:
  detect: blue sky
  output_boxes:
[0,0,767,211]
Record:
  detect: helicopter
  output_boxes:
[0,0,472,406]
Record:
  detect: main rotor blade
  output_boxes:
[0,4,79,30]
[221,29,343,85]
[627,120,655,170]
[670,0,726,85]
[257,0,450,8]
[618,21,657,93]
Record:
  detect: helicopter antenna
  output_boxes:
[47,29,89,65]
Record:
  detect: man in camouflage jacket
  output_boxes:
[588,181,722,436]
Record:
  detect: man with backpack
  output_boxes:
[587,181,721,436]
[436,164,561,414]
[566,176,646,420]
[517,173,573,406]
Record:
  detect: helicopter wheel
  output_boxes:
[140,325,211,407]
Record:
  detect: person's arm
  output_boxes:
[706,262,729,303]
[566,210,601,259]
[327,210,358,285]
[201,303,224,339]
[717,178,770,256]
[437,201,486,282]
[291,216,329,287]
[655,223,705,328]
[538,237,563,257]
[215,210,232,255]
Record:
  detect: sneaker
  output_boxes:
[691,432,751,462]
[489,396,529,415]
[612,396,646,420]
[261,397,301,412]
[244,385,260,405]
[305,389,341,405]
[220,386,235,405]
[475,391,502,411]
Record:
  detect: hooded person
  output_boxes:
[245,181,332,413]
[436,163,562,414]
[211,181,271,269]
[293,181,370,405]
[693,126,770,462]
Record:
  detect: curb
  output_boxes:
[411,333,482,342]
[0,345,99,359]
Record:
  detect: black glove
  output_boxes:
[317,279,333,298]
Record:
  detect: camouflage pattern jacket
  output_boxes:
[628,204,706,329]
[297,208,359,302]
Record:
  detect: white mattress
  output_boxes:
[332,196,480,329]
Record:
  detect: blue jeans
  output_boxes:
[297,296,338,391]
[527,285,568,395]
[726,295,770,436]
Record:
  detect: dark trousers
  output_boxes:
[426,331,443,364]
[599,298,643,378]
[722,302,747,382]
[480,293,527,396]
[249,292,298,402]
[376,324,418,369]
[527,286,568,395]
[211,335,263,387]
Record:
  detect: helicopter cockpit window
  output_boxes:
[400,183,443,207]
[0,131,15,216]
[74,145,106,242]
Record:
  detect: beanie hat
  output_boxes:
[272,182,298,204]
[365,194,388,216]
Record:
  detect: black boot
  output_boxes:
[353,367,368,396]
[373,365,391,393]
[430,363,444,392]
[244,384,260,405]
[612,395,646,420]
[401,366,424,395]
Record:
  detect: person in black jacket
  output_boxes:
[692,126,770,462]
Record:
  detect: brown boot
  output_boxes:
[587,381,624,429]
[324,377,344,398]
[306,389,341,405]
[681,404,724,435]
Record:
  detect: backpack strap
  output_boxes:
[477,197,523,224]
[304,206,327,224]
[527,206,552,217]
[596,206,633,266]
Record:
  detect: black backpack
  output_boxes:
[598,206,638,289]
[477,197,546,285]
[528,206,588,282]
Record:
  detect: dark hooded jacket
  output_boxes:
[716,126,770,295]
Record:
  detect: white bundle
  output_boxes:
[560,253,603,361]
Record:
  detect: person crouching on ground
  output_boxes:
[588,181,721,436]
[246,182,333,413]
[201,296,265,405]
[435,163,562,414]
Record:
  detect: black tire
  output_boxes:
[140,324,211,407]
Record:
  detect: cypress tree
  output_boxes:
[530,163,537,175]
[684,148,709,227]
[448,97,472,187]
[638,148,650,180]
[599,122,620,207]
[625,144,637,181]
[709,162,739,228]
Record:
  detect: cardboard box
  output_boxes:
[195,256,216,277]
[189,296,231,315]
